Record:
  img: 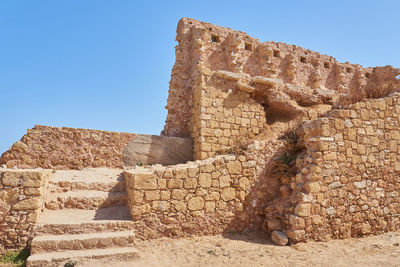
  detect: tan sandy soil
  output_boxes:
[76,231,400,267]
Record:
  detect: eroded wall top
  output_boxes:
[162,17,383,139]
[163,18,400,161]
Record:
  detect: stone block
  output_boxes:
[238,177,250,190]
[2,172,20,187]
[205,191,220,201]
[287,230,305,242]
[304,182,320,193]
[188,197,204,211]
[160,190,171,200]
[199,173,212,187]
[219,176,231,188]
[289,215,305,229]
[24,188,41,196]
[145,190,160,201]
[26,210,39,223]
[227,161,242,175]
[174,201,186,212]
[187,167,199,177]
[122,134,193,166]
[131,203,150,216]
[294,204,311,217]
[200,163,214,173]
[175,168,188,179]
[271,231,288,246]
[158,179,167,189]
[171,189,187,200]
[205,201,216,212]
[152,201,170,212]
[323,152,337,161]
[354,181,366,189]
[184,178,198,189]
[2,188,18,202]
[22,172,43,188]
[334,119,345,131]
[167,179,183,189]
[132,190,144,203]
[132,173,158,190]
[221,187,236,201]
[13,197,41,210]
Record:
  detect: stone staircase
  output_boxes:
[26,169,138,267]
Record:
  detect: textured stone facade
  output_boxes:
[0,125,136,169]
[124,155,257,237]
[162,18,397,160]
[0,169,50,252]
[0,18,399,253]
[265,93,400,242]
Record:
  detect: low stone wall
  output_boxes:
[0,169,50,252]
[0,125,137,169]
[285,93,400,242]
[124,155,258,238]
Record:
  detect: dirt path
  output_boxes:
[76,231,400,267]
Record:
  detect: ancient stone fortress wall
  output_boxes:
[265,93,400,242]
[0,18,399,254]
[124,155,257,237]
[0,169,50,252]
[0,125,136,169]
[163,18,376,160]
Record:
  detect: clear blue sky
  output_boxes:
[1,0,399,154]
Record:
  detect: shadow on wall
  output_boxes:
[221,138,300,241]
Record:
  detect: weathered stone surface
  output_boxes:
[221,188,236,201]
[0,125,136,169]
[287,230,305,242]
[122,134,193,166]
[294,204,311,217]
[271,231,288,246]
[132,173,157,190]
[188,197,204,211]
[227,161,242,175]
[267,218,281,231]
[13,197,41,210]
[2,18,397,253]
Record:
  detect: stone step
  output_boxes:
[31,230,135,254]
[35,207,134,235]
[48,179,125,193]
[26,246,139,267]
[49,168,125,193]
[45,190,128,210]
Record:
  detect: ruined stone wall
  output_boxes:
[284,93,400,242]
[163,18,378,160]
[191,69,267,159]
[0,169,50,252]
[124,155,258,238]
[0,125,136,169]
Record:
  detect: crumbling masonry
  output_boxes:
[0,18,399,264]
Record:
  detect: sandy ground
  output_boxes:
[76,231,400,267]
